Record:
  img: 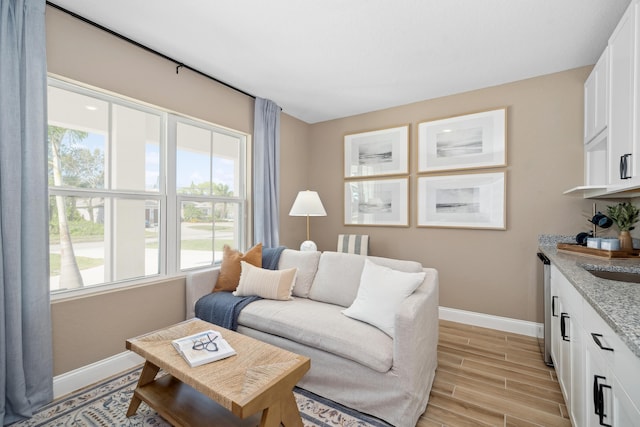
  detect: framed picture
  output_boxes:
[418,108,506,173]
[417,172,506,229]
[344,177,409,227]
[344,125,409,178]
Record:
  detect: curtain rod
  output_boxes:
[45,1,257,100]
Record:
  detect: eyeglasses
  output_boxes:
[192,333,219,352]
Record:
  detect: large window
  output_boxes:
[47,78,247,294]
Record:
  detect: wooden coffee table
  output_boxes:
[125,319,310,427]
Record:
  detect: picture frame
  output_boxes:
[344,177,409,227]
[417,172,506,229]
[344,125,409,178]
[418,108,506,173]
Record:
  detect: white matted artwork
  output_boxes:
[417,172,506,229]
[344,177,409,227]
[344,125,409,178]
[418,108,506,173]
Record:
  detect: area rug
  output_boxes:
[9,367,390,427]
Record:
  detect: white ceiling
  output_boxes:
[50,0,631,124]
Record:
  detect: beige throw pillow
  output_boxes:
[213,243,262,292]
[233,261,297,300]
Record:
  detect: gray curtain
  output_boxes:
[0,0,53,424]
[253,98,281,248]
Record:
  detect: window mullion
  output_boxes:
[166,114,178,275]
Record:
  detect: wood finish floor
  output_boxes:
[418,320,570,427]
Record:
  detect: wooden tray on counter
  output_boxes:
[556,243,640,259]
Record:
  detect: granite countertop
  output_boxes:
[538,235,640,359]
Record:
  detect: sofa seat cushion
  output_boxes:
[237,298,392,373]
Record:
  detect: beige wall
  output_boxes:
[305,68,593,323]
[46,5,594,375]
[50,279,184,374]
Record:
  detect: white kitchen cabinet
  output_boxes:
[568,0,640,197]
[552,263,640,426]
[608,0,638,187]
[553,265,586,426]
[585,49,609,144]
[585,334,640,427]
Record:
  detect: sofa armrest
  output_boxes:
[393,268,439,382]
[185,267,220,319]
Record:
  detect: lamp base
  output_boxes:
[299,240,317,251]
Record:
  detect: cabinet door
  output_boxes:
[611,375,640,427]
[550,269,560,366]
[560,280,586,426]
[585,50,609,144]
[608,1,637,186]
[585,68,597,142]
[594,50,609,138]
[586,341,611,427]
[570,312,586,427]
[559,302,572,407]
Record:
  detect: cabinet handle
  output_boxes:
[593,375,606,415]
[620,153,632,179]
[552,296,558,317]
[560,313,570,341]
[591,333,614,352]
[598,383,612,427]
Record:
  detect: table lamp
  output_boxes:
[289,190,327,251]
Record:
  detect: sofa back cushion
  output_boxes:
[308,251,423,307]
[278,249,321,298]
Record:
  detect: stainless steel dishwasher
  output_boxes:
[537,252,553,366]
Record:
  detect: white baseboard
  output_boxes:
[439,306,543,338]
[53,351,144,399]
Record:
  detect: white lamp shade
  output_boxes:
[289,191,327,216]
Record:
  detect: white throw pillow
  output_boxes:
[233,261,297,301]
[342,259,425,337]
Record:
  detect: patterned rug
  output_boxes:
[9,367,390,427]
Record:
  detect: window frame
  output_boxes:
[168,114,248,273]
[48,76,249,300]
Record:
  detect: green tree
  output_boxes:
[213,183,232,220]
[60,143,104,222]
[48,125,88,289]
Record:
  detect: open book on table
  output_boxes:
[171,329,236,368]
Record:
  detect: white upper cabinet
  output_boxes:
[584,49,608,144]
[569,0,640,197]
[608,0,638,187]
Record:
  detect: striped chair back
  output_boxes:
[337,234,369,255]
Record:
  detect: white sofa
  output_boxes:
[185,249,439,427]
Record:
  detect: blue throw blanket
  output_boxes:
[195,245,287,330]
[195,292,261,331]
[262,245,286,270]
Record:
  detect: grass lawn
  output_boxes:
[49,253,103,276]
